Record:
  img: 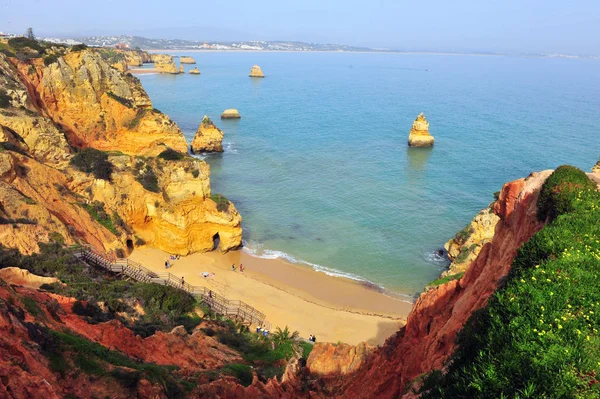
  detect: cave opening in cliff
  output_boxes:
[212,233,220,251]
[126,239,134,253]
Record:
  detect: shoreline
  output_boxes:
[129,247,412,345]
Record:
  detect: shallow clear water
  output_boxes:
[139,52,600,298]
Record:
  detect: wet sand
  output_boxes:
[129,247,412,345]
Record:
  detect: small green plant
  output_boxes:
[221,364,253,387]
[70,147,113,180]
[0,92,11,108]
[134,160,160,193]
[71,43,88,52]
[158,148,184,161]
[454,225,474,245]
[81,201,118,235]
[106,91,133,108]
[127,108,147,129]
[428,272,464,287]
[48,232,65,245]
[43,53,60,66]
[210,194,230,212]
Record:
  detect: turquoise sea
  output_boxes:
[138,52,600,300]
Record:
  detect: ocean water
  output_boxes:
[138,52,600,299]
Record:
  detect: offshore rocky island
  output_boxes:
[1,37,600,398]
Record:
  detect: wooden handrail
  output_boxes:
[76,248,267,326]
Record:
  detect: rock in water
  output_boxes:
[249,65,265,78]
[191,116,224,153]
[180,56,196,64]
[179,65,184,74]
[152,54,178,74]
[189,67,201,75]
[220,109,241,119]
[408,112,435,147]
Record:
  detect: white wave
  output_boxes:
[242,240,413,303]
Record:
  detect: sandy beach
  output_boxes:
[129,247,412,345]
[128,68,159,74]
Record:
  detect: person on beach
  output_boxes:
[231,264,236,271]
[209,290,212,299]
[240,264,244,273]
[309,334,313,342]
[312,335,317,343]
[165,260,168,269]
[181,276,185,287]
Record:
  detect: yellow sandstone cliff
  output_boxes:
[180,56,197,64]
[0,49,242,256]
[190,116,224,153]
[443,202,499,277]
[189,67,201,75]
[152,53,179,74]
[249,65,265,78]
[407,113,435,147]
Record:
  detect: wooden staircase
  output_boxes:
[75,247,268,327]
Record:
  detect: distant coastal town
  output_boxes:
[0,31,596,59]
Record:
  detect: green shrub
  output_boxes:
[158,148,184,161]
[537,164,597,222]
[221,364,253,387]
[127,108,147,129]
[22,296,44,318]
[49,231,65,245]
[8,37,44,52]
[0,92,11,108]
[454,225,474,245]
[71,44,88,52]
[422,166,600,398]
[81,201,118,235]
[106,91,133,108]
[210,194,230,212]
[134,161,160,193]
[43,54,60,66]
[428,272,464,288]
[70,147,113,180]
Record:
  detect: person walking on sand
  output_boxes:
[181,276,185,287]
[231,263,236,271]
[165,260,168,269]
[240,264,244,273]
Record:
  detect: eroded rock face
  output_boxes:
[10,51,187,156]
[593,158,600,173]
[180,56,197,64]
[221,109,241,119]
[0,50,242,256]
[0,284,242,398]
[249,65,265,78]
[0,267,60,289]
[280,171,552,399]
[442,203,500,277]
[307,342,375,376]
[407,113,435,147]
[152,53,179,74]
[191,116,224,153]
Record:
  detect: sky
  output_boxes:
[1,0,599,55]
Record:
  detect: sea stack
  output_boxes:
[221,109,241,119]
[190,116,224,153]
[152,54,179,74]
[249,65,265,78]
[189,67,200,75]
[179,65,184,74]
[407,113,435,147]
[180,56,196,64]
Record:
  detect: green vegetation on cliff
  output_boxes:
[70,147,114,180]
[421,165,600,398]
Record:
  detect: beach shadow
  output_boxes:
[365,319,406,346]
